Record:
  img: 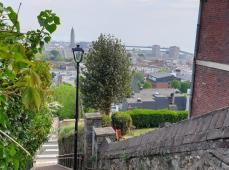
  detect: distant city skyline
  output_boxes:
[2,0,199,53]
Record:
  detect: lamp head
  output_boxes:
[72,45,84,63]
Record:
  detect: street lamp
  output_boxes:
[72,45,84,170]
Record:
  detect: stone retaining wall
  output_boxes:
[97,107,229,170]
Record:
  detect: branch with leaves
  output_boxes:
[0,2,60,169]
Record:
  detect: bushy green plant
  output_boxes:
[58,122,84,155]
[143,81,152,89]
[111,112,132,135]
[59,123,84,140]
[101,115,112,127]
[53,83,76,119]
[128,109,188,128]
[0,2,60,169]
[170,80,191,93]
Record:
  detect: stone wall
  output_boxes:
[84,113,102,169]
[97,107,229,170]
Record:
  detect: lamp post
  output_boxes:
[72,45,84,170]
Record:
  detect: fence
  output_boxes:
[57,153,84,169]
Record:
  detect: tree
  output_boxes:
[170,80,191,93]
[50,49,60,57]
[171,80,181,89]
[143,81,152,89]
[53,83,76,119]
[48,50,64,61]
[131,71,152,90]
[133,71,145,84]
[180,81,191,93]
[81,34,132,115]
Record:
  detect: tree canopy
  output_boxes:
[81,34,132,115]
[46,49,64,61]
[170,80,191,93]
[53,83,76,119]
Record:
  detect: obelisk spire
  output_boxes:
[70,27,75,48]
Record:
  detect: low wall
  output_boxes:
[59,119,75,127]
[96,107,229,170]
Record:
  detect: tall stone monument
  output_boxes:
[70,27,75,48]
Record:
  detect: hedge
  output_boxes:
[128,109,188,128]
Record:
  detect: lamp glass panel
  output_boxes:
[74,51,82,62]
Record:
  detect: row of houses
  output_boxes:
[148,70,192,88]
[120,88,190,112]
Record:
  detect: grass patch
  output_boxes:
[59,119,84,139]
[124,128,155,139]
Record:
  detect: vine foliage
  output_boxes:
[0,3,60,169]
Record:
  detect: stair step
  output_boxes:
[36,154,58,159]
[42,151,59,155]
[35,160,58,165]
[48,139,58,143]
[46,149,59,152]
[43,144,58,147]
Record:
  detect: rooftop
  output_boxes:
[127,88,178,103]
[149,73,173,79]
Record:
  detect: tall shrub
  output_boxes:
[0,3,60,169]
[111,112,132,135]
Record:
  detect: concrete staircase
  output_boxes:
[33,118,65,169]
[34,134,59,167]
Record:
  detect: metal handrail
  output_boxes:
[0,129,31,156]
[57,153,84,157]
[57,153,84,169]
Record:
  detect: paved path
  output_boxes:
[35,164,70,170]
[34,118,70,170]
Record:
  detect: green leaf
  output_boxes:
[37,14,45,27]
[0,95,6,103]
[46,24,56,33]
[44,36,51,43]
[0,161,7,170]
[40,41,44,48]
[22,87,41,109]
[54,16,60,25]
[9,146,16,156]
[0,3,4,13]
[0,112,8,127]
[7,7,20,32]
[0,147,6,159]
[13,159,19,170]
[15,22,20,32]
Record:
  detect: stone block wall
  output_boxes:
[92,127,116,169]
[84,113,102,169]
[97,107,229,170]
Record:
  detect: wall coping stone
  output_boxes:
[94,127,115,136]
[85,112,102,119]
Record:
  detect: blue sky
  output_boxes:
[2,0,199,52]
